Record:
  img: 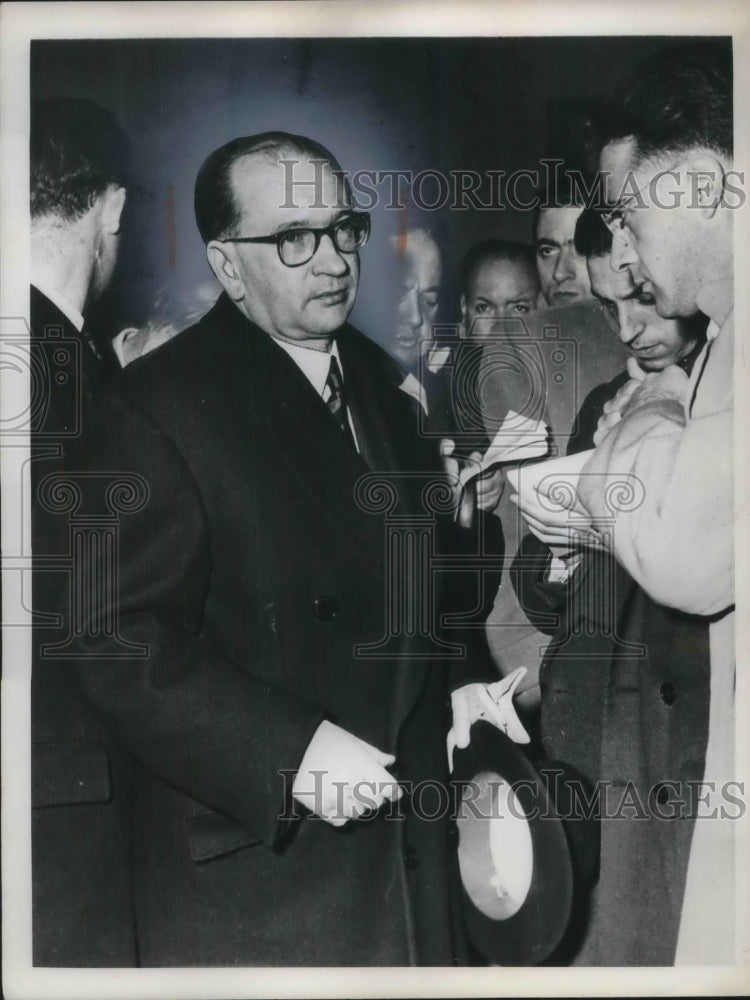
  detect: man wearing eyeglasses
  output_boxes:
[511,208,709,965]
[67,131,513,966]
[575,42,736,964]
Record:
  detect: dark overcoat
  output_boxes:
[30,286,137,966]
[69,293,494,966]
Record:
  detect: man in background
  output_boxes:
[534,175,594,308]
[31,97,128,429]
[30,96,136,965]
[459,238,539,340]
[388,226,443,372]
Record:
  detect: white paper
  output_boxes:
[457,410,549,489]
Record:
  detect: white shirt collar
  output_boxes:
[31,279,85,333]
[273,336,342,397]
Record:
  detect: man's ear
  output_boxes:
[207,240,243,300]
[688,153,725,218]
[101,185,127,234]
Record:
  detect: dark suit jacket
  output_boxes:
[511,372,710,966]
[30,286,137,966]
[68,293,490,966]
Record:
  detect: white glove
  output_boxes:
[292,720,402,827]
[447,666,530,772]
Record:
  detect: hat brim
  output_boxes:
[451,721,575,966]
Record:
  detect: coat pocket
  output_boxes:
[32,740,112,807]
[187,809,260,864]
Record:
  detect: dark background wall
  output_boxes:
[32,36,694,345]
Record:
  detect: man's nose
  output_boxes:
[610,228,638,273]
[397,288,422,329]
[553,246,577,283]
[312,232,349,275]
[617,304,645,345]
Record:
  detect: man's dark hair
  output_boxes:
[194,131,347,244]
[594,41,732,165]
[460,239,537,296]
[31,97,130,221]
[532,168,601,239]
[574,207,613,259]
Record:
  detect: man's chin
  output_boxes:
[307,298,354,333]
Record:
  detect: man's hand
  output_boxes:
[292,720,402,827]
[441,439,504,528]
[624,363,690,410]
[593,357,645,446]
[447,667,530,772]
[441,438,476,527]
[474,462,504,514]
[508,489,602,551]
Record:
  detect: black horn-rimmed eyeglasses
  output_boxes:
[218,211,371,267]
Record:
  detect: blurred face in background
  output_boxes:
[535,206,592,307]
[461,256,539,339]
[389,228,442,369]
[587,252,698,372]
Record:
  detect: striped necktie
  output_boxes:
[325,355,356,448]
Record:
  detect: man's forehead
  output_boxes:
[393,232,442,288]
[472,258,537,294]
[600,137,639,202]
[588,253,633,300]
[536,205,583,242]
[230,151,348,220]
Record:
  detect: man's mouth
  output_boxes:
[632,343,663,358]
[312,288,349,305]
[395,331,418,346]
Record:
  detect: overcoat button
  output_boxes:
[654,783,670,806]
[404,844,418,870]
[313,596,339,621]
[660,682,677,706]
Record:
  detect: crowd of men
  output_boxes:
[28,40,735,968]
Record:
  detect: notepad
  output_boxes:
[504,448,594,510]
[456,410,549,490]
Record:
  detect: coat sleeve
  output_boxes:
[509,531,574,636]
[71,392,324,849]
[577,370,733,617]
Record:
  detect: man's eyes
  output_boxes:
[595,297,618,317]
[421,293,439,308]
[281,230,309,246]
[512,303,531,315]
[536,245,558,259]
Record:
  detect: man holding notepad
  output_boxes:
[507,206,710,966]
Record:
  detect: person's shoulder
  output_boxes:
[336,323,406,376]
[338,323,407,388]
[115,294,238,387]
[581,368,629,411]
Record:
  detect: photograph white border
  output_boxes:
[2,2,749,997]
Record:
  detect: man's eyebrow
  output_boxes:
[273,209,352,234]
[534,238,560,248]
